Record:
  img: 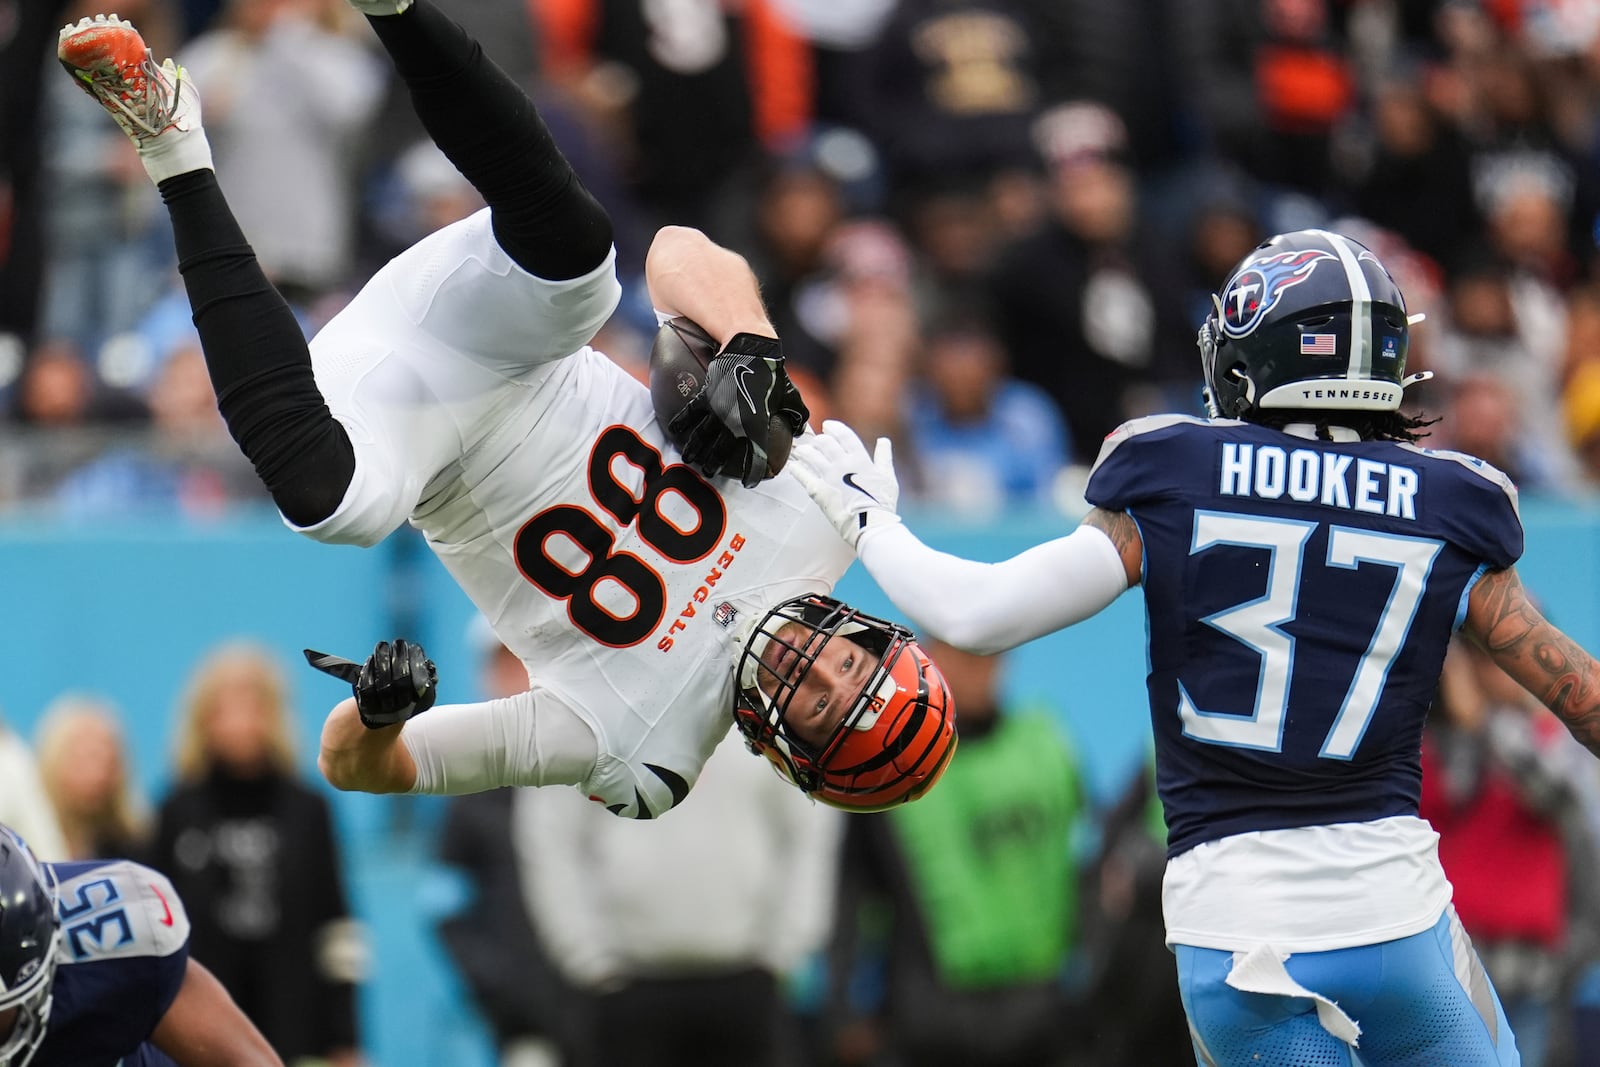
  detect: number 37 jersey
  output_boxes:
[1086,415,1523,858]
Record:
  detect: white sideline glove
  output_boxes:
[788,419,902,550]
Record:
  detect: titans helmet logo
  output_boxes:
[1218,249,1338,339]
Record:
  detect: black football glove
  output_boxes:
[667,332,808,488]
[304,639,438,730]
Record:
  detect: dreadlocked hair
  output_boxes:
[1247,409,1440,443]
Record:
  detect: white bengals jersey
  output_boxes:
[296,209,853,817]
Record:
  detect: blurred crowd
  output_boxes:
[0,642,365,1067]
[5,0,1600,1061]
[2,0,1600,514]
[13,623,1600,1065]
[0,621,1175,1067]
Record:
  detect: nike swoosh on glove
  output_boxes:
[787,419,902,550]
[669,332,808,488]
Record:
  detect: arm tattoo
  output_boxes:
[1083,507,1143,587]
[1467,566,1600,756]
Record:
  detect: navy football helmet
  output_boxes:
[0,827,59,1067]
[1200,229,1428,420]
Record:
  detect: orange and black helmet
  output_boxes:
[733,595,957,811]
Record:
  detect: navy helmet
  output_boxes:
[0,827,59,1067]
[1200,229,1429,420]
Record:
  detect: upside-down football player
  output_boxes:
[56,1,956,819]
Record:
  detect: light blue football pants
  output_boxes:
[1177,908,1520,1066]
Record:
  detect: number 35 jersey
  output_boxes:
[293,209,853,817]
[1086,415,1523,859]
[36,860,190,1067]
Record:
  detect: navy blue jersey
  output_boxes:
[35,860,190,1067]
[1086,415,1523,857]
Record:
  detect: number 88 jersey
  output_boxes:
[434,357,850,817]
[1086,415,1523,859]
[298,210,853,817]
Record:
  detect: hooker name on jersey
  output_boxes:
[1087,415,1522,857]
[1217,441,1419,520]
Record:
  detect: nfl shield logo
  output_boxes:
[714,603,738,628]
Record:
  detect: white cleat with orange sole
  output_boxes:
[57,13,212,184]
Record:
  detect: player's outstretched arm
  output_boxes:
[1463,566,1600,755]
[309,639,599,794]
[789,422,1137,654]
[149,958,284,1067]
[310,639,435,793]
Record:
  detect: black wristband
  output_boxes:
[721,333,784,361]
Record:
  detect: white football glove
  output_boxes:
[788,419,902,550]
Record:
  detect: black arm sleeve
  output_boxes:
[366,1,613,280]
[159,170,355,527]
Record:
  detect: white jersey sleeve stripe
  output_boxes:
[54,861,189,963]
[1396,443,1521,520]
[1090,414,1220,477]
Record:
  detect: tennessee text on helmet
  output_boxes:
[0,827,61,1067]
[1200,228,1432,420]
[733,595,957,812]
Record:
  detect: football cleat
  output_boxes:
[59,14,182,142]
[58,14,212,183]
